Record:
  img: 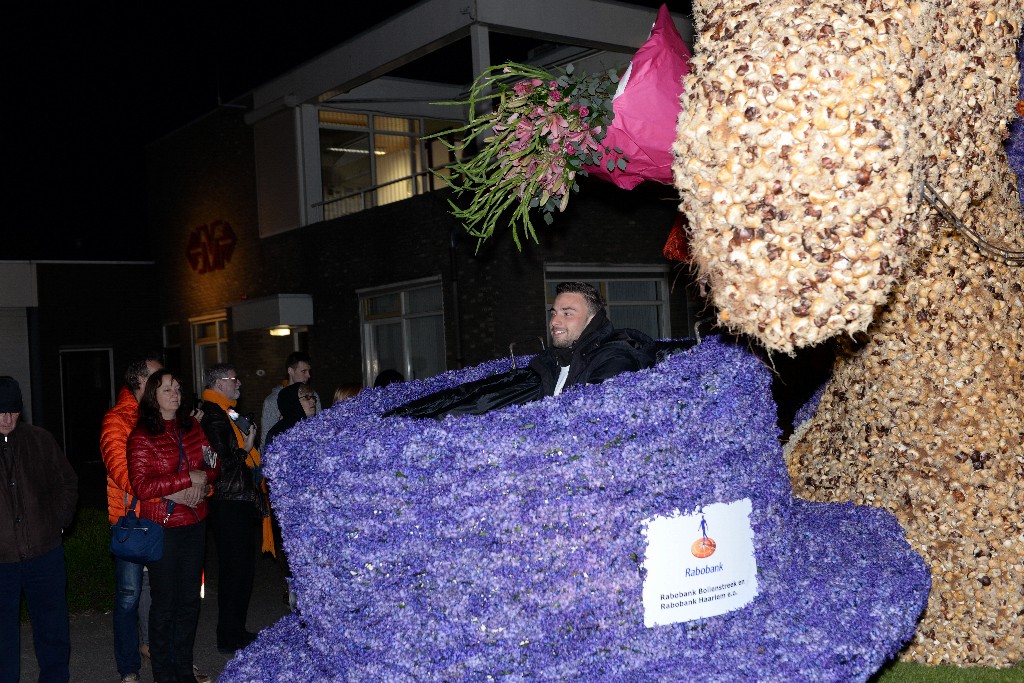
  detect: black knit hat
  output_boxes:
[0,376,24,413]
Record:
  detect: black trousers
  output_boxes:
[147,520,205,683]
[208,498,258,647]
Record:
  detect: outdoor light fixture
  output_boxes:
[269,325,292,336]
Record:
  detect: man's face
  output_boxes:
[134,360,164,401]
[213,372,241,401]
[0,412,19,436]
[549,292,595,349]
[288,361,311,385]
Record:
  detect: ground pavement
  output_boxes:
[18,545,291,682]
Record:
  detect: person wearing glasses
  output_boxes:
[259,352,319,448]
[264,383,318,450]
[199,363,271,655]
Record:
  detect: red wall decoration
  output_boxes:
[186,220,237,273]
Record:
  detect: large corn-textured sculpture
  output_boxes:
[673,0,1022,666]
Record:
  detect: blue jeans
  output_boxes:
[113,557,145,676]
[0,545,71,683]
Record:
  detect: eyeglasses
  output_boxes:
[299,395,316,402]
[217,377,241,384]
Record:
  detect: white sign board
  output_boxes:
[642,498,758,627]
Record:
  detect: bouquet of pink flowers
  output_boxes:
[429,62,623,249]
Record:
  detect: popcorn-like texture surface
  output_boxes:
[788,230,1024,666]
[673,0,1021,353]
[221,339,929,682]
[674,0,1022,666]
[674,0,924,351]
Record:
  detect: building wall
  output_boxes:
[32,262,161,444]
[148,107,698,418]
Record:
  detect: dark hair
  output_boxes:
[125,353,163,392]
[286,352,312,370]
[204,362,236,389]
[138,369,193,435]
[555,281,605,316]
[373,369,405,388]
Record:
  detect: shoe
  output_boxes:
[120,674,140,683]
[193,665,211,683]
[217,629,259,654]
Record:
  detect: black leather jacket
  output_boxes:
[529,313,657,397]
[201,402,255,503]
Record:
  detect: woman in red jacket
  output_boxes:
[128,370,219,683]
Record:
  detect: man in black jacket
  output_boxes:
[199,363,262,655]
[530,281,657,396]
[386,282,657,419]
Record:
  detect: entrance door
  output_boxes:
[59,348,114,510]
[58,348,114,467]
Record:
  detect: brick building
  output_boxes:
[146,0,703,412]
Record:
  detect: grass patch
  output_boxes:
[64,506,115,614]
[872,660,1024,682]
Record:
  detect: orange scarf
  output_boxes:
[203,389,276,556]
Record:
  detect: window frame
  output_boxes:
[189,311,228,392]
[356,276,446,386]
[317,109,460,219]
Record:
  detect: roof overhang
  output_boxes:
[231,294,314,333]
[247,0,691,124]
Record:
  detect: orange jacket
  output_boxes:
[100,386,146,524]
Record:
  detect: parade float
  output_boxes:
[434,0,1023,667]
[222,338,930,681]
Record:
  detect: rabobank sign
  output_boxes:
[641,498,759,626]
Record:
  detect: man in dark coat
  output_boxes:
[0,376,78,683]
[199,363,262,655]
[530,281,657,396]
[386,282,657,420]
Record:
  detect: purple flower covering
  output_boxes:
[222,338,929,682]
[1008,36,1024,203]
[792,379,830,430]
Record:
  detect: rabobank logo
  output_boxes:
[691,511,716,558]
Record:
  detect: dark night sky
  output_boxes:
[6,1,674,261]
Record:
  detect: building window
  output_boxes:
[319,111,457,219]
[162,322,182,381]
[544,267,671,341]
[190,313,228,391]
[358,278,446,386]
